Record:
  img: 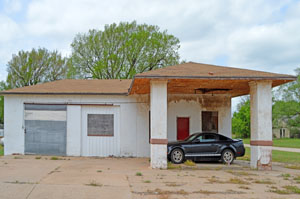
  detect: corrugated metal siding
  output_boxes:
[81,106,120,156]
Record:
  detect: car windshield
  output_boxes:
[184,134,199,141]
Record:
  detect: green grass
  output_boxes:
[238,147,300,164]
[0,145,3,156]
[242,138,300,149]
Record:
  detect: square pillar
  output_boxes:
[150,80,168,169]
[249,81,273,170]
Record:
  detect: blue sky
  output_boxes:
[0,0,300,84]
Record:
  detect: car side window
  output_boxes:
[203,134,217,142]
[194,134,216,142]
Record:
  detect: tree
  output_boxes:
[69,21,180,79]
[272,68,300,137]
[232,96,251,138]
[6,48,68,89]
[0,48,68,124]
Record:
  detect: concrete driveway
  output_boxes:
[0,156,300,199]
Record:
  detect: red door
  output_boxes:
[177,117,190,140]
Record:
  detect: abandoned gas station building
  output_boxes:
[1,62,296,170]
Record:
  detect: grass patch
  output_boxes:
[270,185,300,195]
[243,138,300,149]
[226,170,256,176]
[228,178,250,185]
[136,172,143,176]
[254,179,274,184]
[86,180,102,187]
[207,176,250,185]
[184,160,196,166]
[50,156,61,160]
[97,170,102,173]
[35,156,41,160]
[143,180,151,183]
[280,173,291,178]
[0,145,3,156]
[238,147,300,164]
[14,156,22,159]
[167,162,182,170]
[285,164,300,170]
[193,190,219,194]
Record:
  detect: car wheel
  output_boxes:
[170,148,184,164]
[221,149,234,164]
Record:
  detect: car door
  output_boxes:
[185,134,219,157]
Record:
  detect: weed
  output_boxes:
[167,162,182,170]
[86,180,102,187]
[284,185,300,194]
[136,172,143,176]
[280,173,291,178]
[164,182,185,187]
[285,164,300,170]
[143,180,151,183]
[193,190,218,195]
[35,156,41,160]
[254,179,274,184]
[97,170,102,173]
[184,160,196,166]
[228,178,250,185]
[14,156,22,159]
[239,185,250,190]
[50,156,62,160]
[226,170,256,176]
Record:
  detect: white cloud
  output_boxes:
[0,0,300,83]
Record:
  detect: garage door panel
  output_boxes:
[24,104,67,156]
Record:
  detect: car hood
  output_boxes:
[168,140,190,146]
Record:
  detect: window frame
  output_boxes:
[87,114,114,137]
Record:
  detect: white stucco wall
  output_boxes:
[4,93,232,157]
[167,94,232,141]
[4,94,150,157]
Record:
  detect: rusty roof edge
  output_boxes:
[134,75,297,80]
[127,77,136,95]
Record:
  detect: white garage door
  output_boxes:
[81,106,120,156]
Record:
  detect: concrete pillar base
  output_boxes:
[250,145,272,170]
[150,144,167,169]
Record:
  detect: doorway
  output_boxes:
[177,117,190,140]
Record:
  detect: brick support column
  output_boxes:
[249,81,273,170]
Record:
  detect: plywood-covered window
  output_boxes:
[87,114,114,136]
[202,111,218,133]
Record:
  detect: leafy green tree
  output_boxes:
[0,48,68,124]
[6,48,68,89]
[273,68,300,137]
[232,97,250,138]
[69,21,180,79]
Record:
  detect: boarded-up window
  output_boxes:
[87,114,114,136]
[202,111,218,133]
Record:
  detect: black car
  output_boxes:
[167,132,245,164]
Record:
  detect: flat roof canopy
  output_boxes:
[129,62,296,97]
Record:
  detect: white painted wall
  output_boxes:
[81,105,120,157]
[4,93,232,157]
[4,94,150,157]
[167,94,232,141]
[66,105,81,156]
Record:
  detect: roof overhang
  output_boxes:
[129,76,296,97]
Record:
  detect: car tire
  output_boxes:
[170,148,184,164]
[221,149,234,164]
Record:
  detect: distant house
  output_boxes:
[273,127,290,138]
[0,62,296,169]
